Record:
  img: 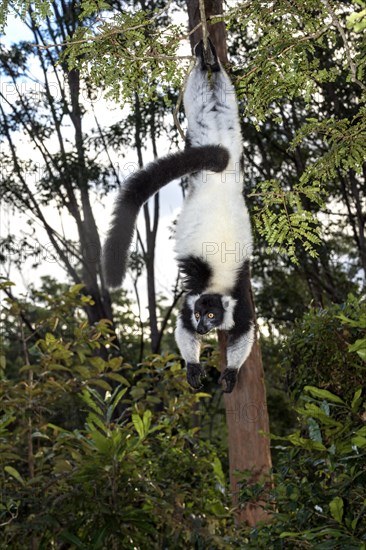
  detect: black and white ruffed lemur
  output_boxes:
[102,39,254,393]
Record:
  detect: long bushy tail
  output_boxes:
[102,145,229,288]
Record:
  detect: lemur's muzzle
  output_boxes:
[196,322,210,335]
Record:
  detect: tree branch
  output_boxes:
[320,0,366,91]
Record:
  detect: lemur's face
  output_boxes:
[193,294,224,335]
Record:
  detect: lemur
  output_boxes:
[103,39,255,393]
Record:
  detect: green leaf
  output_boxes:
[80,389,104,416]
[69,284,85,294]
[108,357,123,371]
[351,388,363,412]
[87,412,108,434]
[105,372,130,386]
[88,427,111,454]
[142,410,152,434]
[329,496,344,524]
[207,501,227,516]
[4,466,25,485]
[351,435,366,448]
[88,379,112,391]
[304,386,345,404]
[132,413,145,439]
[107,387,128,423]
[212,456,225,486]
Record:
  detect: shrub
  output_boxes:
[0,282,234,549]
[239,295,366,549]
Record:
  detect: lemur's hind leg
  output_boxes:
[194,38,220,72]
[210,66,243,161]
[184,41,221,148]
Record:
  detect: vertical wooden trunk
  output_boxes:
[185,0,272,525]
[219,332,272,524]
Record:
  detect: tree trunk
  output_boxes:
[185,0,272,525]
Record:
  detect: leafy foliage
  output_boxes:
[0,0,51,32]
[0,282,235,549]
[240,383,366,549]
[65,6,185,105]
[236,295,366,548]
[250,178,322,264]
[284,294,366,402]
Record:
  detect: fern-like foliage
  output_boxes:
[64,7,185,105]
[250,179,323,264]
[0,0,51,31]
[292,110,366,182]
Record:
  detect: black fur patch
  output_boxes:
[229,260,255,340]
[178,255,212,293]
[219,368,237,393]
[180,293,196,331]
[187,362,205,389]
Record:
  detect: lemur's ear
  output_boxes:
[223,297,237,310]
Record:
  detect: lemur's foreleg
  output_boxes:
[175,317,205,389]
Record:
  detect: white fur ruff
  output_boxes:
[174,59,252,295]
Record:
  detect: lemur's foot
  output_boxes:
[187,362,206,390]
[219,368,238,393]
[194,38,220,72]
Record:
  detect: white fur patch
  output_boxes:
[175,316,201,364]
[218,296,237,330]
[186,294,200,328]
[226,323,255,370]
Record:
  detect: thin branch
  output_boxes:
[2,286,38,338]
[136,229,147,259]
[155,273,184,353]
[132,276,145,363]
[32,12,221,52]
[173,82,186,141]
[91,106,123,187]
[238,26,330,81]
[0,102,82,283]
[199,0,209,51]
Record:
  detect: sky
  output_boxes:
[0,10,190,317]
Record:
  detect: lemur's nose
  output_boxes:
[196,323,208,335]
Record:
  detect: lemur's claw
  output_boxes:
[219,368,238,393]
[194,38,220,72]
[187,362,206,390]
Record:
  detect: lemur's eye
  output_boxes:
[207,312,215,319]
[195,312,200,319]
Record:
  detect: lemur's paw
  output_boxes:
[187,362,206,390]
[219,368,238,393]
[194,38,220,72]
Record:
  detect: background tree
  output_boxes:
[0,0,184,354]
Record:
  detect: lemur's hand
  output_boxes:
[187,362,206,390]
[219,368,238,393]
